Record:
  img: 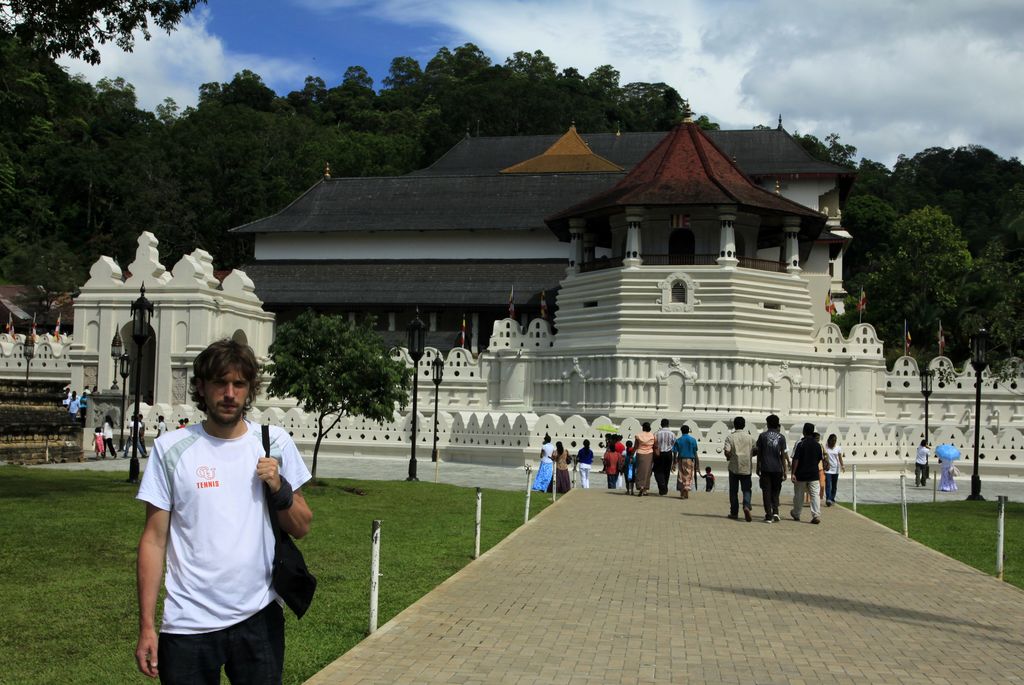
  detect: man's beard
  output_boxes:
[207,402,245,427]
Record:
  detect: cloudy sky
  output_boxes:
[59,0,1024,166]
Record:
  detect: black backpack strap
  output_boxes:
[261,425,283,542]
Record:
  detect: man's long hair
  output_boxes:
[189,339,262,412]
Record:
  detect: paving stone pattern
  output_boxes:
[305,487,1024,685]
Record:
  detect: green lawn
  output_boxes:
[0,467,549,685]
[852,500,1024,589]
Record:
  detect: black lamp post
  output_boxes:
[920,367,933,444]
[920,367,933,485]
[967,328,988,501]
[430,355,444,478]
[118,352,131,455]
[406,311,425,482]
[23,328,35,386]
[110,330,124,390]
[127,285,154,484]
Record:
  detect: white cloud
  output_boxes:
[57,9,310,111]
[55,0,1024,165]
[339,0,1024,165]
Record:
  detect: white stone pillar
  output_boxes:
[784,217,802,276]
[583,232,596,263]
[717,206,738,268]
[624,207,643,268]
[568,218,585,274]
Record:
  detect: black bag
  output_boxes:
[262,424,317,619]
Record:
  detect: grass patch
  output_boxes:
[0,467,550,685]
[852,500,1024,590]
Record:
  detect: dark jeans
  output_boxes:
[728,472,752,515]
[607,473,618,489]
[157,602,284,685]
[825,472,839,502]
[653,452,672,495]
[759,472,784,519]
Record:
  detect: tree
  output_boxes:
[857,206,972,365]
[266,311,412,479]
[2,0,205,64]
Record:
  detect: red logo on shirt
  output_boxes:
[195,465,220,489]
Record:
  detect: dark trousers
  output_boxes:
[607,473,618,489]
[729,472,752,515]
[825,472,839,502]
[915,463,929,486]
[653,452,672,495]
[759,472,784,518]
[157,602,284,685]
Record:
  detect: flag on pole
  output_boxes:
[825,292,837,316]
[459,315,466,348]
[30,312,36,340]
[53,313,61,342]
[540,290,548,320]
[4,311,11,335]
[508,286,515,320]
[856,289,867,323]
[904,319,911,356]
[938,320,946,357]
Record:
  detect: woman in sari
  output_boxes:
[939,456,959,492]
[553,441,572,494]
[633,422,657,496]
[531,435,555,492]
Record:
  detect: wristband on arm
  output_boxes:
[270,477,294,510]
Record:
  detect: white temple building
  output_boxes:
[1,116,1020,474]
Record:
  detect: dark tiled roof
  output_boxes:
[412,129,851,177]
[548,123,825,225]
[242,260,565,307]
[231,174,622,234]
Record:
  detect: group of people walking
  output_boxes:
[531,415,848,526]
[531,419,708,498]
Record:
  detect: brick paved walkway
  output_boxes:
[306,487,1022,684]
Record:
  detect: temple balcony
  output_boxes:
[578,254,787,274]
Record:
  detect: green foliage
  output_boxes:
[846,207,972,364]
[266,311,411,478]
[2,0,205,64]
[0,467,550,684]
[793,131,857,168]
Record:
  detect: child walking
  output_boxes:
[94,426,106,459]
[700,466,716,492]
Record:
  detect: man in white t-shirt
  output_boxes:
[915,440,931,487]
[135,340,313,683]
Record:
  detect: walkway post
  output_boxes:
[524,466,532,524]
[997,496,1006,581]
[933,460,938,503]
[852,464,858,512]
[900,474,908,537]
[369,519,381,634]
[474,487,482,559]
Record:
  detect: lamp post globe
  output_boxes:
[406,312,426,482]
[430,355,444,480]
[967,328,988,501]
[110,330,124,390]
[127,285,154,484]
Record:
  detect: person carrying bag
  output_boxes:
[262,424,318,619]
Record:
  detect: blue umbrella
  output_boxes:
[935,443,961,461]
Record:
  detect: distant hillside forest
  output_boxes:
[1,35,1022,362]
